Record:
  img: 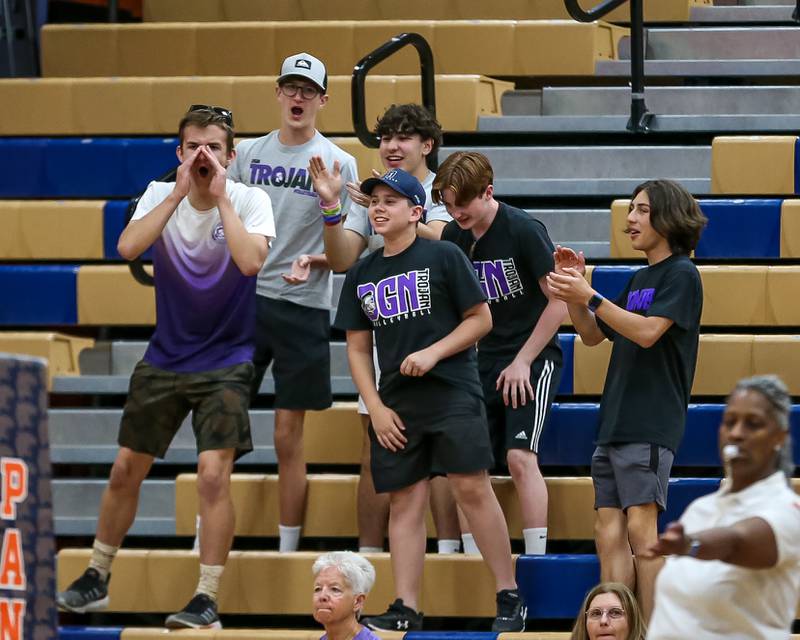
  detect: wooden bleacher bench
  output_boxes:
[0,332,93,385]
[711,135,797,195]
[39,21,627,78]
[141,0,708,24]
[0,75,511,135]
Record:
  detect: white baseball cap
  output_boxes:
[278,52,327,92]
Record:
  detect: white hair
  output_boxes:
[312,552,376,595]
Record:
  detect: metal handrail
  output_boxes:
[351,32,437,171]
[564,0,652,133]
[125,167,177,286]
[794,0,800,24]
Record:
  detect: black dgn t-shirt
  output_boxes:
[334,237,487,399]
[596,254,703,452]
[442,202,561,364]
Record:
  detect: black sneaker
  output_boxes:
[165,593,222,629]
[492,588,527,632]
[56,568,110,613]
[361,598,423,632]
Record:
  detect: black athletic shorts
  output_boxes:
[480,356,562,463]
[369,375,494,493]
[118,360,254,460]
[251,295,332,410]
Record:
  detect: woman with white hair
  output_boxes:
[645,375,800,639]
[312,552,380,640]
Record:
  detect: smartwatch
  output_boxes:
[587,293,604,313]
[687,536,702,558]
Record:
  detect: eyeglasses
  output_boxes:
[280,82,322,100]
[586,607,625,621]
[188,104,234,127]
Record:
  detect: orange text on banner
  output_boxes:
[0,459,28,521]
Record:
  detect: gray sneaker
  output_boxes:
[57,568,110,613]
[165,593,222,629]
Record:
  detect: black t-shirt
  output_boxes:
[442,202,561,364]
[596,254,703,452]
[334,237,486,399]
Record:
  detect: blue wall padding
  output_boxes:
[58,628,122,640]
[0,265,78,324]
[590,266,642,302]
[0,138,178,198]
[556,334,574,396]
[539,402,599,466]
[516,555,600,619]
[696,199,782,258]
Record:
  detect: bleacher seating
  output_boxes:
[6,1,800,637]
[39,21,627,78]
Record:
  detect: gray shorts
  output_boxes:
[591,443,674,512]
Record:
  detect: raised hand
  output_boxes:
[200,146,228,201]
[309,156,343,205]
[546,267,594,305]
[345,181,371,208]
[174,147,202,199]
[553,245,586,276]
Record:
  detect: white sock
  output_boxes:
[461,533,481,556]
[195,564,224,600]
[278,524,302,552]
[358,546,383,553]
[192,515,201,552]
[437,539,461,554]
[88,540,118,580]
[523,527,547,555]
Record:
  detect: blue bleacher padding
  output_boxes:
[590,266,642,302]
[660,478,720,530]
[696,199,782,259]
[0,265,78,324]
[516,555,600,619]
[103,200,153,260]
[557,333,574,396]
[0,138,177,198]
[58,627,123,640]
[539,403,598,466]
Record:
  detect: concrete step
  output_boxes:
[692,4,795,21]
[441,146,711,196]
[596,57,800,76]
[53,479,174,536]
[630,27,800,60]
[536,86,800,116]
[738,0,795,6]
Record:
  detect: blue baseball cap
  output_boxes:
[360,169,427,210]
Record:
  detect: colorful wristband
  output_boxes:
[319,199,341,213]
[320,200,342,226]
[323,214,342,226]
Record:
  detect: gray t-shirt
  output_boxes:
[228,130,358,309]
[344,171,451,252]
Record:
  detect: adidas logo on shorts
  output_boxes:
[515,430,527,440]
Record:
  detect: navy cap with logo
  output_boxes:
[361,169,427,210]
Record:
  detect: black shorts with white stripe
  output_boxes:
[479,355,562,460]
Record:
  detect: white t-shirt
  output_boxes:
[131,179,275,372]
[228,130,358,310]
[344,171,451,252]
[648,471,800,640]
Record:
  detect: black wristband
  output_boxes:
[587,293,604,312]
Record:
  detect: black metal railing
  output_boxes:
[351,32,437,171]
[794,0,800,24]
[125,167,176,286]
[565,0,652,133]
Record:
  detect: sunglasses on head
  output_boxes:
[188,104,234,127]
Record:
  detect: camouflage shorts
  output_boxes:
[118,360,254,460]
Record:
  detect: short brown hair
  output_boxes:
[431,151,493,206]
[630,179,707,255]
[570,582,647,640]
[178,109,234,153]
[375,104,443,155]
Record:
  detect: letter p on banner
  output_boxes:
[0,459,28,521]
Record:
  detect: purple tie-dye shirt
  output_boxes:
[131,180,275,372]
